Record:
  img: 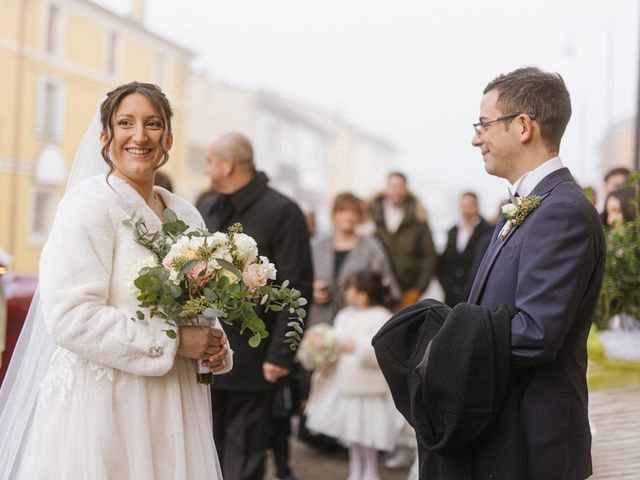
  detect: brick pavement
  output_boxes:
[265,386,640,479]
[590,385,640,479]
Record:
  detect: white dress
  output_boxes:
[16,175,231,480]
[306,306,401,451]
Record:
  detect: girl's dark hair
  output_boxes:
[344,270,393,309]
[605,185,637,225]
[100,82,173,176]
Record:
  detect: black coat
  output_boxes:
[198,172,313,390]
[438,218,493,307]
[372,299,529,480]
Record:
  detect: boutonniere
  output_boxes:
[498,189,541,240]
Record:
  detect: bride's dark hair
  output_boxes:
[100,82,174,176]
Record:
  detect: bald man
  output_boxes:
[198,133,313,480]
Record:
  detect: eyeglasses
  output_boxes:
[473,113,536,135]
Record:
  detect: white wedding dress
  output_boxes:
[13,175,230,479]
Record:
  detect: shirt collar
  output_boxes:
[459,215,481,230]
[511,156,564,197]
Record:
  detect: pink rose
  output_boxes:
[242,264,268,292]
[188,261,214,286]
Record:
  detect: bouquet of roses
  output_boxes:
[124,209,306,383]
[296,323,340,373]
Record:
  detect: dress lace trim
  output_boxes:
[39,348,115,407]
[39,348,77,407]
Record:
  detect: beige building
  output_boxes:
[0,0,192,273]
[599,117,635,176]
[185,73,397,231]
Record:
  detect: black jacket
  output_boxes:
[369,194,437,293]
[198,172,313,390]
[372,299,528,480]
[438,218,493,307]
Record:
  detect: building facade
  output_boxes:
[0,0,192,273]
[185,73,397,232]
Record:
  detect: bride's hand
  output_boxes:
[177,326,225,360]
[205,343,229,373]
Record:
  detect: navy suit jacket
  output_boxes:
[468,168,605,480]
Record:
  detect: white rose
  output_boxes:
[501,203,518,217]
[259,256,277,280]
[163,236,191,268]
[126,255,159,294]
[233,233,259,265]
[210,231,229,246]
[188,236,209,251]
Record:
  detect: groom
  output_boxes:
[468,67,605,479]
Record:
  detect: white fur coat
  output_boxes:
[18,174,230,480]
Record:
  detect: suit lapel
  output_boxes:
[467,168,573,304]
[467,216,515,304]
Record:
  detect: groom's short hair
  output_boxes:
[484,67,571,152]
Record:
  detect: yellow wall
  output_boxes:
[65,12,106,71]
[0,173,12,250]
[1,0,191,273]
[0,0,21,43]
[0,49,16,158]
[122,38,155,83]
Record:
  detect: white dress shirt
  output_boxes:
[511,156,565,197]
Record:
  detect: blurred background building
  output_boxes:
[185,73,396,232]
[1,0,192,272]
[600,117,635,172]
[1,0,396,273]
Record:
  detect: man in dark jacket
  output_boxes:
[369,172,437,308]
[198,132,313,480]
[438,191,493,307]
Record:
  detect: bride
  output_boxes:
[0,82,232,479]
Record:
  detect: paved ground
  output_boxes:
[286,439,410,480]
[266,417,411,480]
[265,385,640,479]
[590,385,640,479]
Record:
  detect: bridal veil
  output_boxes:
[0,106,108,479]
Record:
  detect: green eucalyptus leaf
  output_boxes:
[248,334,262,348]
[178,259,198,278]
[203,307,227,318]
[216,258,242,279]
[162,209,178,224]
[165,329,177,339]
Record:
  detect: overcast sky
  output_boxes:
[97,0,639,233]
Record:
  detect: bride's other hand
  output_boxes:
[205,344,229,372]
[177,326,221,360]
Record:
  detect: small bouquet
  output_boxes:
[296,323,340,373]
[124,209,306,383]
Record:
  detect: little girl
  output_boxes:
[306,270,399,480]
